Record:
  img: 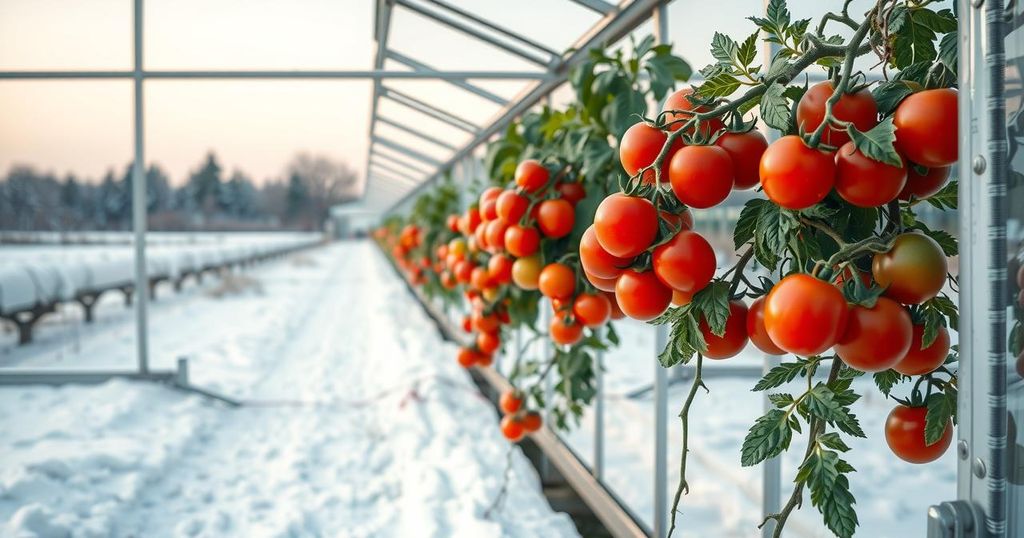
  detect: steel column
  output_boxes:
[131,0,149,374]
[653,5,669,537]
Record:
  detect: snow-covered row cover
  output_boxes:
[0,234,322,314]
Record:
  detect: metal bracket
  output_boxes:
[927,500,983,537]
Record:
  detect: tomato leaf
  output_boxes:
[817,432,851,452]
[848,117,902,167]
[753,359,810,391]
[873,369,909,397]
[740,408,793,467]
[924,391,956,445]
[658,309,705,367]
[760,81,792,133]
[748,0,791,46]
[768,392,795,408]
[692,281,731,336]
[925,179,958,210]
[798,450,860,538]
[911,222,958,256]
[710,32,740,66]
[737,32,759,69]
[733,198,764,250]
[872,81,916,116]
[698,72,741,98]
[754,202,796,271]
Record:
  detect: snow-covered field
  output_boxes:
[0,242,577,538]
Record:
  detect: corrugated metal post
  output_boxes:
[594,347,605,480]
[651,7,671,538]
[131,0,150,374]
[760,3,782,533]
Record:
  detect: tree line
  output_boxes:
[0,152,359,231]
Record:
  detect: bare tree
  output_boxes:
[285,153,359,229]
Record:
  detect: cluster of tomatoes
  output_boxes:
[497,390,543,442]
[383,224,431,286]
[589,84,958,463]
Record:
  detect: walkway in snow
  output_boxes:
[0,242,578,538]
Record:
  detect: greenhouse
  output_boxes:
[0,0,1020,537]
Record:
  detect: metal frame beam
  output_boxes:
[570,0,617,16]
[371,136,444,166]
[370,148,435,175]
[369,159,424,181]
[424,0,561,58]
[385,50,506,104]
[394,0,553,68]
[0,69,549,80]
[368,166,421,187]
[376,114,459,150]
[381,86,480,133]
[385,0,667,214]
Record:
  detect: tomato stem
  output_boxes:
[667,353,705,538]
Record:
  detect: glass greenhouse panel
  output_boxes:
[0,0,130,70]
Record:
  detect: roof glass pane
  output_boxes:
[435,0,598,51]
[0,0,130,70]
[146,0,372,70]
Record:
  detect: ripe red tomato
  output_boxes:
[893,89,958,168]
[504,225,540,257]
[457,347,478,368]
[472,310,499,333]
[662,87,725,136]
[747,297,785,355]
[447,214,460,232]
[511,255,542,290]
[461,314,472,333]
[461,207,482,234]
[700,300,749,359]
[620,122,681,184]
[594,193,659,258]
[496,190,529,223]
[894,324,951,375]
[580,225,629,279]
[796,81,878,147]
[898,165,950,201]
[454,260,474,283]
[477,330,500,355]
[652,230,716,293]
[500,415,525,442]
[668,145,734,208]
[488,253,513,285]
[760,135,837,210]
[500,390,522,414]
[539,263,576,300]
[573,293,612,328]
[615,269,672,321]
[550,310,584,345]
[476,351,494,367]
[470,266,492,291]
[515,160,549,193]
[715,130,768,190]
[764,274,849,356]
[835,297,913,372]
[479,187,502,221]
[585,271,618,292]
[885,404,952,464]
[872,232,948,305]
[521,411,543,432]
[474,221,489,251]
[835,141,907,207]
[557,182,587,205]
[672,288,693,306]
[484,219,508,252]
[537,199,575,238]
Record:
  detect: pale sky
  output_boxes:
[0,0,890,197]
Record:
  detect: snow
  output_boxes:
[0,241,578,538]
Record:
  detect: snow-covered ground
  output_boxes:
[0,242,577,538]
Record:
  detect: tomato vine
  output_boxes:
[376,0,961,536]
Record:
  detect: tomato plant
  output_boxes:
[376,3,962,536]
